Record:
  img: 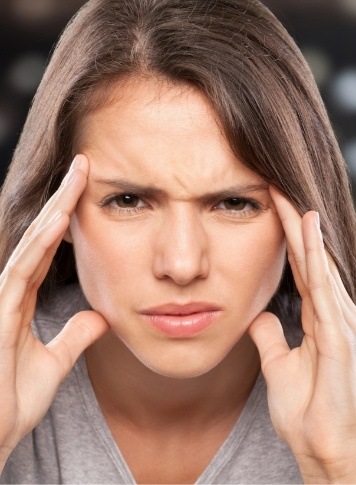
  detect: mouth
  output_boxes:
[139,302,223,338]
[140,301,222,316]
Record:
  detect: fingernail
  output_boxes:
[61,155,82,187]
[66,155,83,176]
[47,210,62,226]
[66,155,81,176]
[315,211,320,228]
[70,154,82,172]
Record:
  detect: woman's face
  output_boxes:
[70,77,286,378]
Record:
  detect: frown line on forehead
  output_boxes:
[93,177,269,202]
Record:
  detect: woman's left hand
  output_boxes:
[248,186,356,484]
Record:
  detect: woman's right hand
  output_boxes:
[0,154,109,470]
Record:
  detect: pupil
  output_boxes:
[123,195,135,205]
[115,194,140,209]
[227,198,244,208]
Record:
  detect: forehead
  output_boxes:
[77,76,264,189]
[79,76,225,141]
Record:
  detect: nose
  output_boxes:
[152,205,209,285]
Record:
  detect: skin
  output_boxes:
[0,76,355,483]
[69,77,285,379]
[65,78,287,481]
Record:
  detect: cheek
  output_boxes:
[213,216,286,302]
[69,205,148,312]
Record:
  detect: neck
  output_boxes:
[85,331,261,431]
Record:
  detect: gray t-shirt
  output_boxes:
[1,284,302,484]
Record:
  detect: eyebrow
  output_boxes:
[93,177,269,202]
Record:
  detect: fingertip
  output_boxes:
[269,185,281,197]
[250,310,280,327]
[248,312,290,373]
[74,154,89,175]
[248,311,284,343]
[74,310,111,338]
[46,311,108,381]
[301,211,323,248]
[268,185,277,194]
[305,210,320,228]
[47,310,110,375]
[268,186,287,210]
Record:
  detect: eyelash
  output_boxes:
[100,194,262,219]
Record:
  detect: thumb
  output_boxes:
[46,310,110,380]
[248,311,290,379]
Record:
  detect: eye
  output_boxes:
[112,194,145,208]
[218,198,249,211]
[101,194,147,212]
[213,197,262,218]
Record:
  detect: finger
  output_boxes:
[32,154,88,230]
[286,241,308,297]
[19,229,70,331]
[46,311,110,381]
[0,214,70,349]
[269,186,309,288]
[303,212,348,353]
[269,186,354,324]
[1,154,88,274]
[248,311,290,379]
[324,250,355,326]
[286,241,316,338]
[0,153,88,306]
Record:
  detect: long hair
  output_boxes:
[0,0,355,331]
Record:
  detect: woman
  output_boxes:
[0,0,355,483]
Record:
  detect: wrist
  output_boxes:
[296,455,356,484]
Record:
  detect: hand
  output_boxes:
[0,154,109,469]
[248,186,356,484]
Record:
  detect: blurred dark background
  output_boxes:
[0,0,356,201]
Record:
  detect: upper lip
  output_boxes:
[140,302,222,316]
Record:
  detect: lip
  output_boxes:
[140,302,222,316]
[139,302,222,338]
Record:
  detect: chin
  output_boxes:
[141,359,221,379]
[127,339,235,379]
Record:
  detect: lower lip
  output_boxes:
[141,311,221,338]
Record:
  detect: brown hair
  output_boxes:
[0,0,355,331]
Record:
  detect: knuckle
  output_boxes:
[308,280,324,292]
[289,252,304,270]
[71,317,94,343]
[5,263,29,283]
[0,330,17,350]
[314,315,332,328]
[308,273,334,293]
[293,253,304,265]
[298,285,309,298]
